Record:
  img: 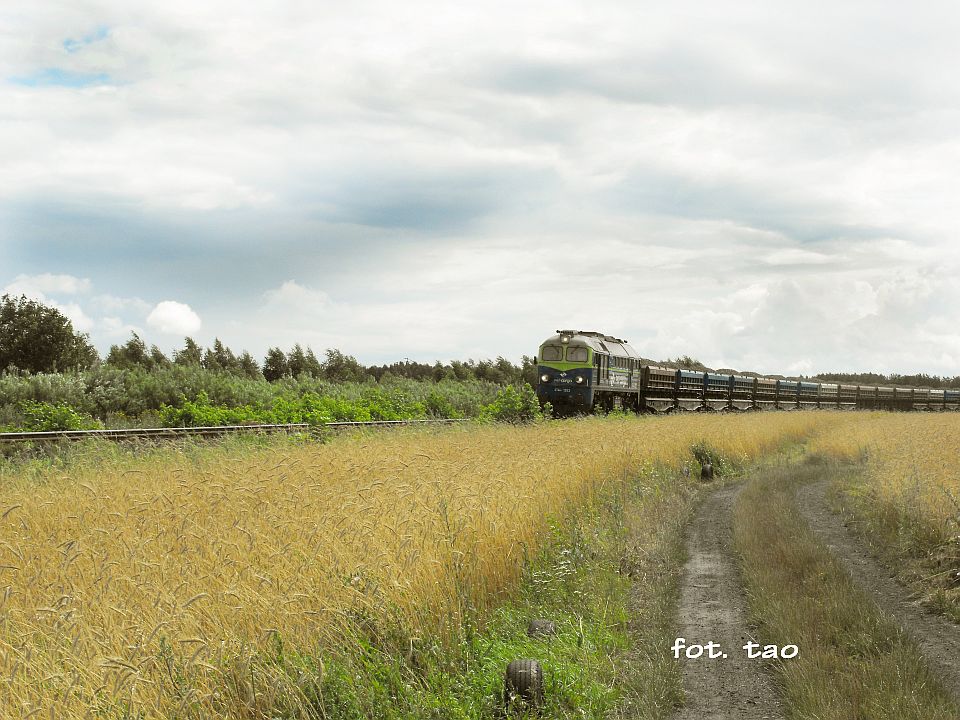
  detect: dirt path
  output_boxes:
[674,485,783,719]
[796,481,960,700]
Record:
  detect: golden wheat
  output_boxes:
[0,413,840,717]
[808,411,960,522]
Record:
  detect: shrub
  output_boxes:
[1,368,509,427]
[157,392,269,427]
[18,401,102,431]
[690,439,735,476]
[425,391,463,419]
[479,384,546,423]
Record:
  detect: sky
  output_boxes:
[2,1,960,376]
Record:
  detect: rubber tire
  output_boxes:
[504,659,545,710]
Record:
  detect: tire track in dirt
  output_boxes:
[796,481,960,700]
[674,485,783,719]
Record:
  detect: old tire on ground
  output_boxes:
[504,659,545,710]
[527,619,557,638]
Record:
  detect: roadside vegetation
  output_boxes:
[0,376,553,431]
[0,413,830,717]
[733,458,959,719]
[808,413,960,621]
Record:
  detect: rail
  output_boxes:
[0,418,467,443]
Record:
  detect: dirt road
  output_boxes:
[796,481,960,701]
[673,485,783,719]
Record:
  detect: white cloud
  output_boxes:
[4,273,91,297]
[56,301,94,332]
[100,316,143,339]
[263,280,332,311]
[762,249,834,266]
[146,301,202,335]
[89,293,152,314]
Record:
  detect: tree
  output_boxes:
[322,348,366,382]
[106,333,172,371]
[263,347,289,381]
[495,356,521,384]
[520,354,538,388]
[174,337,204,366]
[106,332,152,370]
[203,338,240,373]
[237,351,261,379]
[287,344,309,377]
[150,345,172,369]
[303,348,324,377]
[449,360,474,381]
[671,355,707,371]
[0,294,98,373]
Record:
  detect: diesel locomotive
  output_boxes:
[536,329,960,415]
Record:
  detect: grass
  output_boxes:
[733,457,960,719]
[825,464,960,622]
[808,413,960,620]
[0,412,836,716]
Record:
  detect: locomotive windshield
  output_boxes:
[541,345,564,361]
[567,347,588,362]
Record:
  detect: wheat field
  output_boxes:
[0,413,840,717]
[808,412,960,523]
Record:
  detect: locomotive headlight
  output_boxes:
[575,376,584,384]
[540,374,551,383]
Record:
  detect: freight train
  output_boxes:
[535,329,960,415]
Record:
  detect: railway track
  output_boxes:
[0,418,467,443]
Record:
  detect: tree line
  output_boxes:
[0,294,536,386]
[107,333,537,386]
[812,371,960,389]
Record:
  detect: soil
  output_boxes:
[796,481,960,701]
[673,484,784,719]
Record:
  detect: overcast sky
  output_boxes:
[2,1,960,375]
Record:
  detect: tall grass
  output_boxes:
[808,413,960,618]
[734,460,959,719]
[0,413,840,716]
[808,412,960,519]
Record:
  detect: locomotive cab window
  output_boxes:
[567,347,588,362]
[541,345,564,361]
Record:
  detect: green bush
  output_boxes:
[18,401,102,431]
[157,392,268,427]
[157,389,432,428]
[0,368,512,428]
[425,391,463,419]
[479,384,546,423]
